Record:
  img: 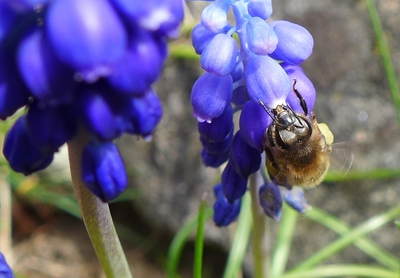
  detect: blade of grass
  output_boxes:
[324,168,400,182]
[283,264,399,278]
[194,193,208,278]
[306,207,399,271]
[167,207,213,278]
[223,192,252,278]
[288,204,400,272]
[270,204,298,278]
[364,0,400,124]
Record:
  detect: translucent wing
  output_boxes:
[329,142,354,176]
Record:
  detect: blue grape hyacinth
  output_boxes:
[0,0,184,202]
[190,0,315,225]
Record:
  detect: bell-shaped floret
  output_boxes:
[111,0,184,38]
[75,86,122,141]
[3,116,54,175]
[213,184,241,226]
[0,253,13,278]
[81,141,127,202]
[46,0,127,82]
[246,17,278,55]
[269,20,314,65]
[282,63,316,115]
[200,128,233,155]
[259,182,282,221]
[198,104,233,143]
[107,28,163,96]
[200,33,238,76]
[191,23,218,55]
[191,73,233,123]
[280,187,310,213]
[122,88,163,140]
[230,130,261,179]
[201,148,230,168]
[247,0,272,20]
[239,100,272,152]
[221,161,248,203]
[0,50,30,120]
[25,103,78,153]
[201,0,230,33]
[245,55,291,108]
[17,29,76,106]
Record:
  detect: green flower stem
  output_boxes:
[249,174,268,278]
[306,207,399,271]
[288,204,400,272]
[194,193,208,278]
[270,204,298,277]
[67,129,132,278]
[223,192,252,278]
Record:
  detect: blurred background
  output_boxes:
[2,0,400,277]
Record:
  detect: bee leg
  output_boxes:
[292,79,309,116]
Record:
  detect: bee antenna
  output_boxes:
[292,79,309,116]
[258,99,278,124]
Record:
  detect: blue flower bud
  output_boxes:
[76,86,122,141]
[201,148,230,167]
[280,187,310,213]
[221,161,248,203]
[81,141,127,202]
[269,20,314,65]
[0,51,30,120]
[111,0,184,38]
[246,17,278,55]
[200,128,233,154]
[213,183,241,226]
[200,33,238,76]
[46,0,128,82]
[282,63,316,115]
[107,28,163,96]
[25,103,78,153]
[247,0,272,20]
[0,253,13,278]
[230,130,261,179]
[191,73,233,123]
[3,116,54,175]
[239,100,272,152]
[198,104,233,143]
[0,3,17,41]
[191,23,218,55]
[259,182,282,220]
[123,88,162,139]
[201,0,230,32]
[245,55,291,108]
[17,29,76,105]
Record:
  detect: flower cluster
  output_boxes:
[191,0,316,225]
[0,0,183,202]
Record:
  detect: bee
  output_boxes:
[259,81,353,189]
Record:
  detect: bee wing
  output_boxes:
[329,142,354,176]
